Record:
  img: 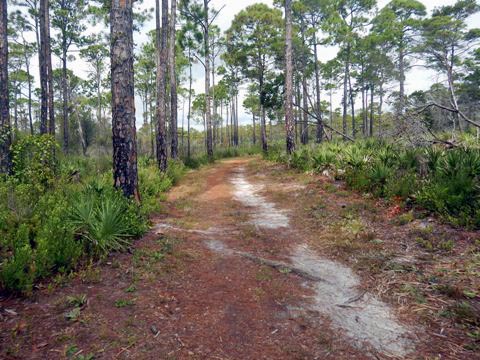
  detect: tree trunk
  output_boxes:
[96,65,102,126]
[156,0,168,171]
[361,64,366,136]
[181,95,185,153]
[149,88,155,158]
[284,0,295,154]
[0,0,11,174]
[313,35,323,143]
[169,0,178,159]
[187,47,192,158]
[329,86,333,128]
[342,47,349,140]
[379,81,383,136]
[46,3,54,136]
[39,0,48,134]
[260,105,267,153]
[398,44,405,116]
[348,71,355,138]
[301,75,308,145]
[13,81,18,135]
[252,114,256,145]
[226,99,230,146]
[24,53,34,135]
[204,0,213,158]
[370,84,374,137]
[110,0,140,201]
[211,40,216,147]
[295,76,300,144]
[62,47,69,152]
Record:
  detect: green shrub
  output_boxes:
[0,244,35,293]
[343,146,370,170]
[35,204,82,276]
[417,148,480,227]
[69,186,145,256]
[271,139,480,229]
[166,159,186,185]
[11,135,58,189]
[1,144,187,293]
[367,162,393,196]
[312,148,337,172]
[385,171,417,199]
[290,148,312,171]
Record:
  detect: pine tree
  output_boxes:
[111,0,140,200]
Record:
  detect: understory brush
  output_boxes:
[0,136,186,294]
[266,139,480,228]
[0,138,260,294]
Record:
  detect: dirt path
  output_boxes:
[1,157,479,359]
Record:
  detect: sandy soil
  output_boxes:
[0,157,479,359]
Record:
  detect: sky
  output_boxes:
[12,0,480,130]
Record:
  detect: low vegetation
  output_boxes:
[0,135,262,294]
[267,136,480,228]
[0,135,184,294]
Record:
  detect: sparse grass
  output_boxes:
[125,284,137,293]
[396,211,415,225]
[65,307,82,322]
[401,284,426,304]
[114,299,135,308]
[66,294,87,308]
[256,266,273,282]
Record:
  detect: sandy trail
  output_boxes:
[205,165,416,358]
[1,158,423,359]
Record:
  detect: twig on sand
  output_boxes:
[236,251,328,283]
[115,342,136,359]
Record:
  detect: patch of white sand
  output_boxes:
[290,244,415,357]
[231,168,289,229]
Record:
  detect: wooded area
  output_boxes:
[0,0,479,358]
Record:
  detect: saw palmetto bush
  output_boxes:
[270,138,480,229]
[417,148,480,227]
[69,182,146,256]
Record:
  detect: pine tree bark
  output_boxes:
[252,114,256,145]
[204,0,213,158]
[62,47,69,151]
[46,4,54,136]
[313,35,323,143]
[156,0,168,171]
[285,0,295,154]
[348,70,355,138]
[187,46,192,158]
[370,83,374,136]
[110,0,140,201]
[0,0,11,174]
[24,50,34,135]
[398,45,405,116]
[169,0,178,159]
[300,20,308,145]
[342,47,349,140]
[301,76,308,145]
[234,93,239,146]
[39,0,48,134]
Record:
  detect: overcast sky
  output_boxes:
[17,0,480,129]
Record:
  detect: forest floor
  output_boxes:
[1,157,479,359]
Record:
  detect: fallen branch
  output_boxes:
[237,251,328,283]
[293,102,355,141]
[413,102,480,129]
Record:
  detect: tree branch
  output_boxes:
[294,103,354,141]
